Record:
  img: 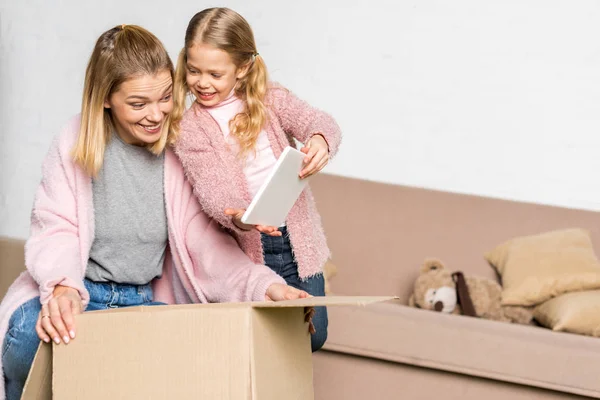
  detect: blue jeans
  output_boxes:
[2,279,164,400]
[261,226,328,352]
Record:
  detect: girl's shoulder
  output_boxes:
[265,81,295,110]
[266,81,289,97]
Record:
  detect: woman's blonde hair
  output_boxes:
[174,8,268,156]
[72,24,177,177]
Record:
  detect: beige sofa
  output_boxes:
[0,237,26,301]
[2,175,599,399]
[310,174,600,400]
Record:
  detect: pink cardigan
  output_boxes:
[175,83,342,279]
[0,115,285,399]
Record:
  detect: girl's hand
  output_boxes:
[224,208,282,236]
[36,285,83,344]
[299,134,329,179]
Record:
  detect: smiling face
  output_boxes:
[185,42,249,107]
[104,70,173,145]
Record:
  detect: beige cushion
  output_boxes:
[534,290,600,337]
[484,228,600,306]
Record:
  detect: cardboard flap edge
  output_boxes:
[252,295,399,308]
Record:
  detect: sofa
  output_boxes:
[309,173,600,399]
[2,174,600,399]
[0,237,26,301]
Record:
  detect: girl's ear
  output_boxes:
[236,62,251,80]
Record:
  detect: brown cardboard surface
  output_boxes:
[53,307,252,399]
[251,308,314,399]
[251,295,399,308]
[21,343,52,400]
[21,295,393,399]
[86,296,398,313]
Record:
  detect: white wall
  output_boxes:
[1,0,600,239]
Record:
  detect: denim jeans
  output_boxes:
[2,279,164,400]
[261,226,328,352]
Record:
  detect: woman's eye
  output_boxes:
[131,103,144,109]
[162,94,172,102]
[211,73,221,78]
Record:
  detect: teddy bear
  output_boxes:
[408,258,532,324]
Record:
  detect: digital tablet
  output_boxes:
[241,146,309,227]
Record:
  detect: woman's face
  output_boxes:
[104,70,173,146]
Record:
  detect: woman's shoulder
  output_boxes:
[49,113,82,154]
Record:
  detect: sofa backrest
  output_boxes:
[0,237,26,300]
[310,174,600,303]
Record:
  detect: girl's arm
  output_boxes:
[268,84,342,158]
[174,112,248,234]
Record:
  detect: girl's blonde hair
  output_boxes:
[72,24,178,177]
[174,8,268,156]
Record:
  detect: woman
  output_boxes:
[0,24,309,400]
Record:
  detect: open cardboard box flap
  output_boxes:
[22,295,398,399]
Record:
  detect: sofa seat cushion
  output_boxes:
[323,301,600,398]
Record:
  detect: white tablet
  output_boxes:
[241,146,309,227]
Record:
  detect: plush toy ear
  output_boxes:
[421,258,446,274]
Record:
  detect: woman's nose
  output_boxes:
[147,104,162,122]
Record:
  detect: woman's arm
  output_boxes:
[25,133,89,306]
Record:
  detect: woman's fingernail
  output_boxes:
[43,337,50,343]
[70,330,75,339]
[63,336,70,344]
[54,337,60,344]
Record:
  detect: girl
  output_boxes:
[173,7,342,352]
[0,24,308,400]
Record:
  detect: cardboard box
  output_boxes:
[21,295,396,399]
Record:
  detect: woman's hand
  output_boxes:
[36,285,83,344]
[265,283,316,334]
[224,208,282,236]
[299,134,329,179]
[264,283,310,301]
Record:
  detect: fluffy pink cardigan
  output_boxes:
[0,115,285,399]
[175,83,342,279]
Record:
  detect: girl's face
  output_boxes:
[105,70,173,146]
[185,42,249,107]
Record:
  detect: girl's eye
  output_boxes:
[131,103,144,109]
[211,74,222,78]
